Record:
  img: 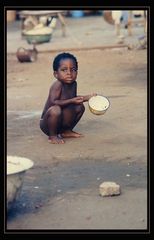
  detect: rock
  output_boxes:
[99,181,121,197]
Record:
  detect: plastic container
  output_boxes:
[71,11,84,18]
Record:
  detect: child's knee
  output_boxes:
[48,105,62,117]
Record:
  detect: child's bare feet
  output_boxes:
[61,130,84,138]
[48,136,65,144]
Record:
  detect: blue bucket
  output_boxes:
[71,11,84,18]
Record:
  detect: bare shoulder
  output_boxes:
[50,80,62,91]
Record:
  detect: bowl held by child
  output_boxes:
[88,95,110,115]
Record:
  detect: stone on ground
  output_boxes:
[99,181,121,197]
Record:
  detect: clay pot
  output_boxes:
[16,46,38,62]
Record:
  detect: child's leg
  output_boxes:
[61,104,85,138]
[40,105,65,144]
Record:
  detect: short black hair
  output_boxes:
[53,52,78,71]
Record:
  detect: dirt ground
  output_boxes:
[6,47,148,231]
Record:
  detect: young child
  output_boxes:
[40,52,96,144]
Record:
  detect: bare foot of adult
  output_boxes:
[61,130,84,138]
[48,136,65,144]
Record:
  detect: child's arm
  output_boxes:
[50,81,84,106]
[54,97,84,106]
[78,93,97,102]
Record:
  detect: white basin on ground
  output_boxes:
[7,156,34,211]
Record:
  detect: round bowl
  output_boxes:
[7,156,34,211]
[88,95,110,115]
[25,33,52,44]
[24,26,53,44]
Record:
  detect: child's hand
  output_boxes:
[72,96,84,104]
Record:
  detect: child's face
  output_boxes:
[54,58,78,84]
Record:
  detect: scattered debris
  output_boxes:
[140,218,145,222]
[116,35,125,44]
[35,203,43,209]
[138,35,147,49]
[126,174,130,177]
[57,189,62,193]
[127,35,147,50]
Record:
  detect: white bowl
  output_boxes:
[7,156,34,211]
[88,95,110,115]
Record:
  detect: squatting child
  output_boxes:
[40,52,96,144]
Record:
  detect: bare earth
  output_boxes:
[7,48,147,231]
